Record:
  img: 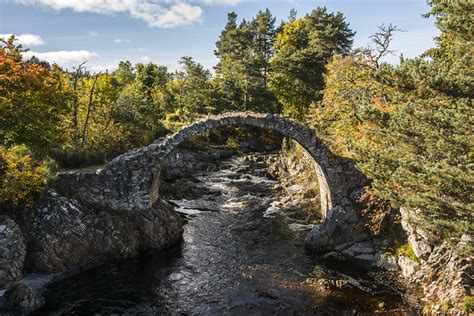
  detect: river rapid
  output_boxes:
[34,151,416,315]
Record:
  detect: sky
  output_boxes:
[0,0,440,73]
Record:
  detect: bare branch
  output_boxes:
[366,23,404,67]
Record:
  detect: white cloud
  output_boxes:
[113,38,131,44]
[89,31,99,37]
[0,33,45,46]
[16,0,207,28]
[89,64,118,73]
[141,56,150,62]
[198,0,241,5]
[23,50,98,67]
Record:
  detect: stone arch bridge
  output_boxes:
[57,113,368,252]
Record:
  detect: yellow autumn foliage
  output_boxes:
[310,54,394,158]
[0,145,47,207]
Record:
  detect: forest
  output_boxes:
[0,0,472,246]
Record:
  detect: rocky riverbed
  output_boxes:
[27,151,416,314]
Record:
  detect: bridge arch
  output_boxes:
[56,112,368,253]
[80,112,364,219]
[151,113,334,217]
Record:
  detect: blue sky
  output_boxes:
[0,0,439,72]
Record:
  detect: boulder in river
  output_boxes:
[23,191,183,275]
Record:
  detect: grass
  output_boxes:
[395,242,419,262]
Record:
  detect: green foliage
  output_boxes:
[395,243,419,262]
[310,54,386,157]
[50,148,105,169]
[170,57,219,118]
[424,0,474,97]
[214,9,280,113]
[113,61,135,86]
[355,61,473,239]
[463,295,473,314]
[269,7,355,119]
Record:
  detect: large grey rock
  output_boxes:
[376,253,399,271]
[304,205,371,253]
[398,207,472,314]
[25,191,182,274]
[408,234,432,260]
[0,216,26,288]
[400,207,433,260]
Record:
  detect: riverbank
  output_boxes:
[273,140,473,315]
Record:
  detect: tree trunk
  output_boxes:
[81,74,99,148]
[72,62,86,147]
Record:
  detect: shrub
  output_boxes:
[0,145,48,209]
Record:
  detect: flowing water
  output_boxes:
[34,152,416,315]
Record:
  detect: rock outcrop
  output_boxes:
[23,190,183,275]
[398,208,473,314]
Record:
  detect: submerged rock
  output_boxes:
[4,283,44,311]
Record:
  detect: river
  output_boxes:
[33,152,416,315]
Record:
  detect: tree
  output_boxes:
[0,35,26,62]
[70,62,87,146]
[113,61,135,86]
[214,10,280,113]
[310,54,388,157]
[311,23,399,156]
[111,63,169,148]
[354,59,473,240]
[0,145,48,209]
[25,55,51,69]
[169,57,217,119]
[81,73,100,148]
[352,1,474,240]
[0,39,67,153]
[311,1,473,241]
[269,7,355,119]
[363,24,403,67]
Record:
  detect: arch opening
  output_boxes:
[148,113,334,219]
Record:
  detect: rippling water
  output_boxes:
[34,153,416,315]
